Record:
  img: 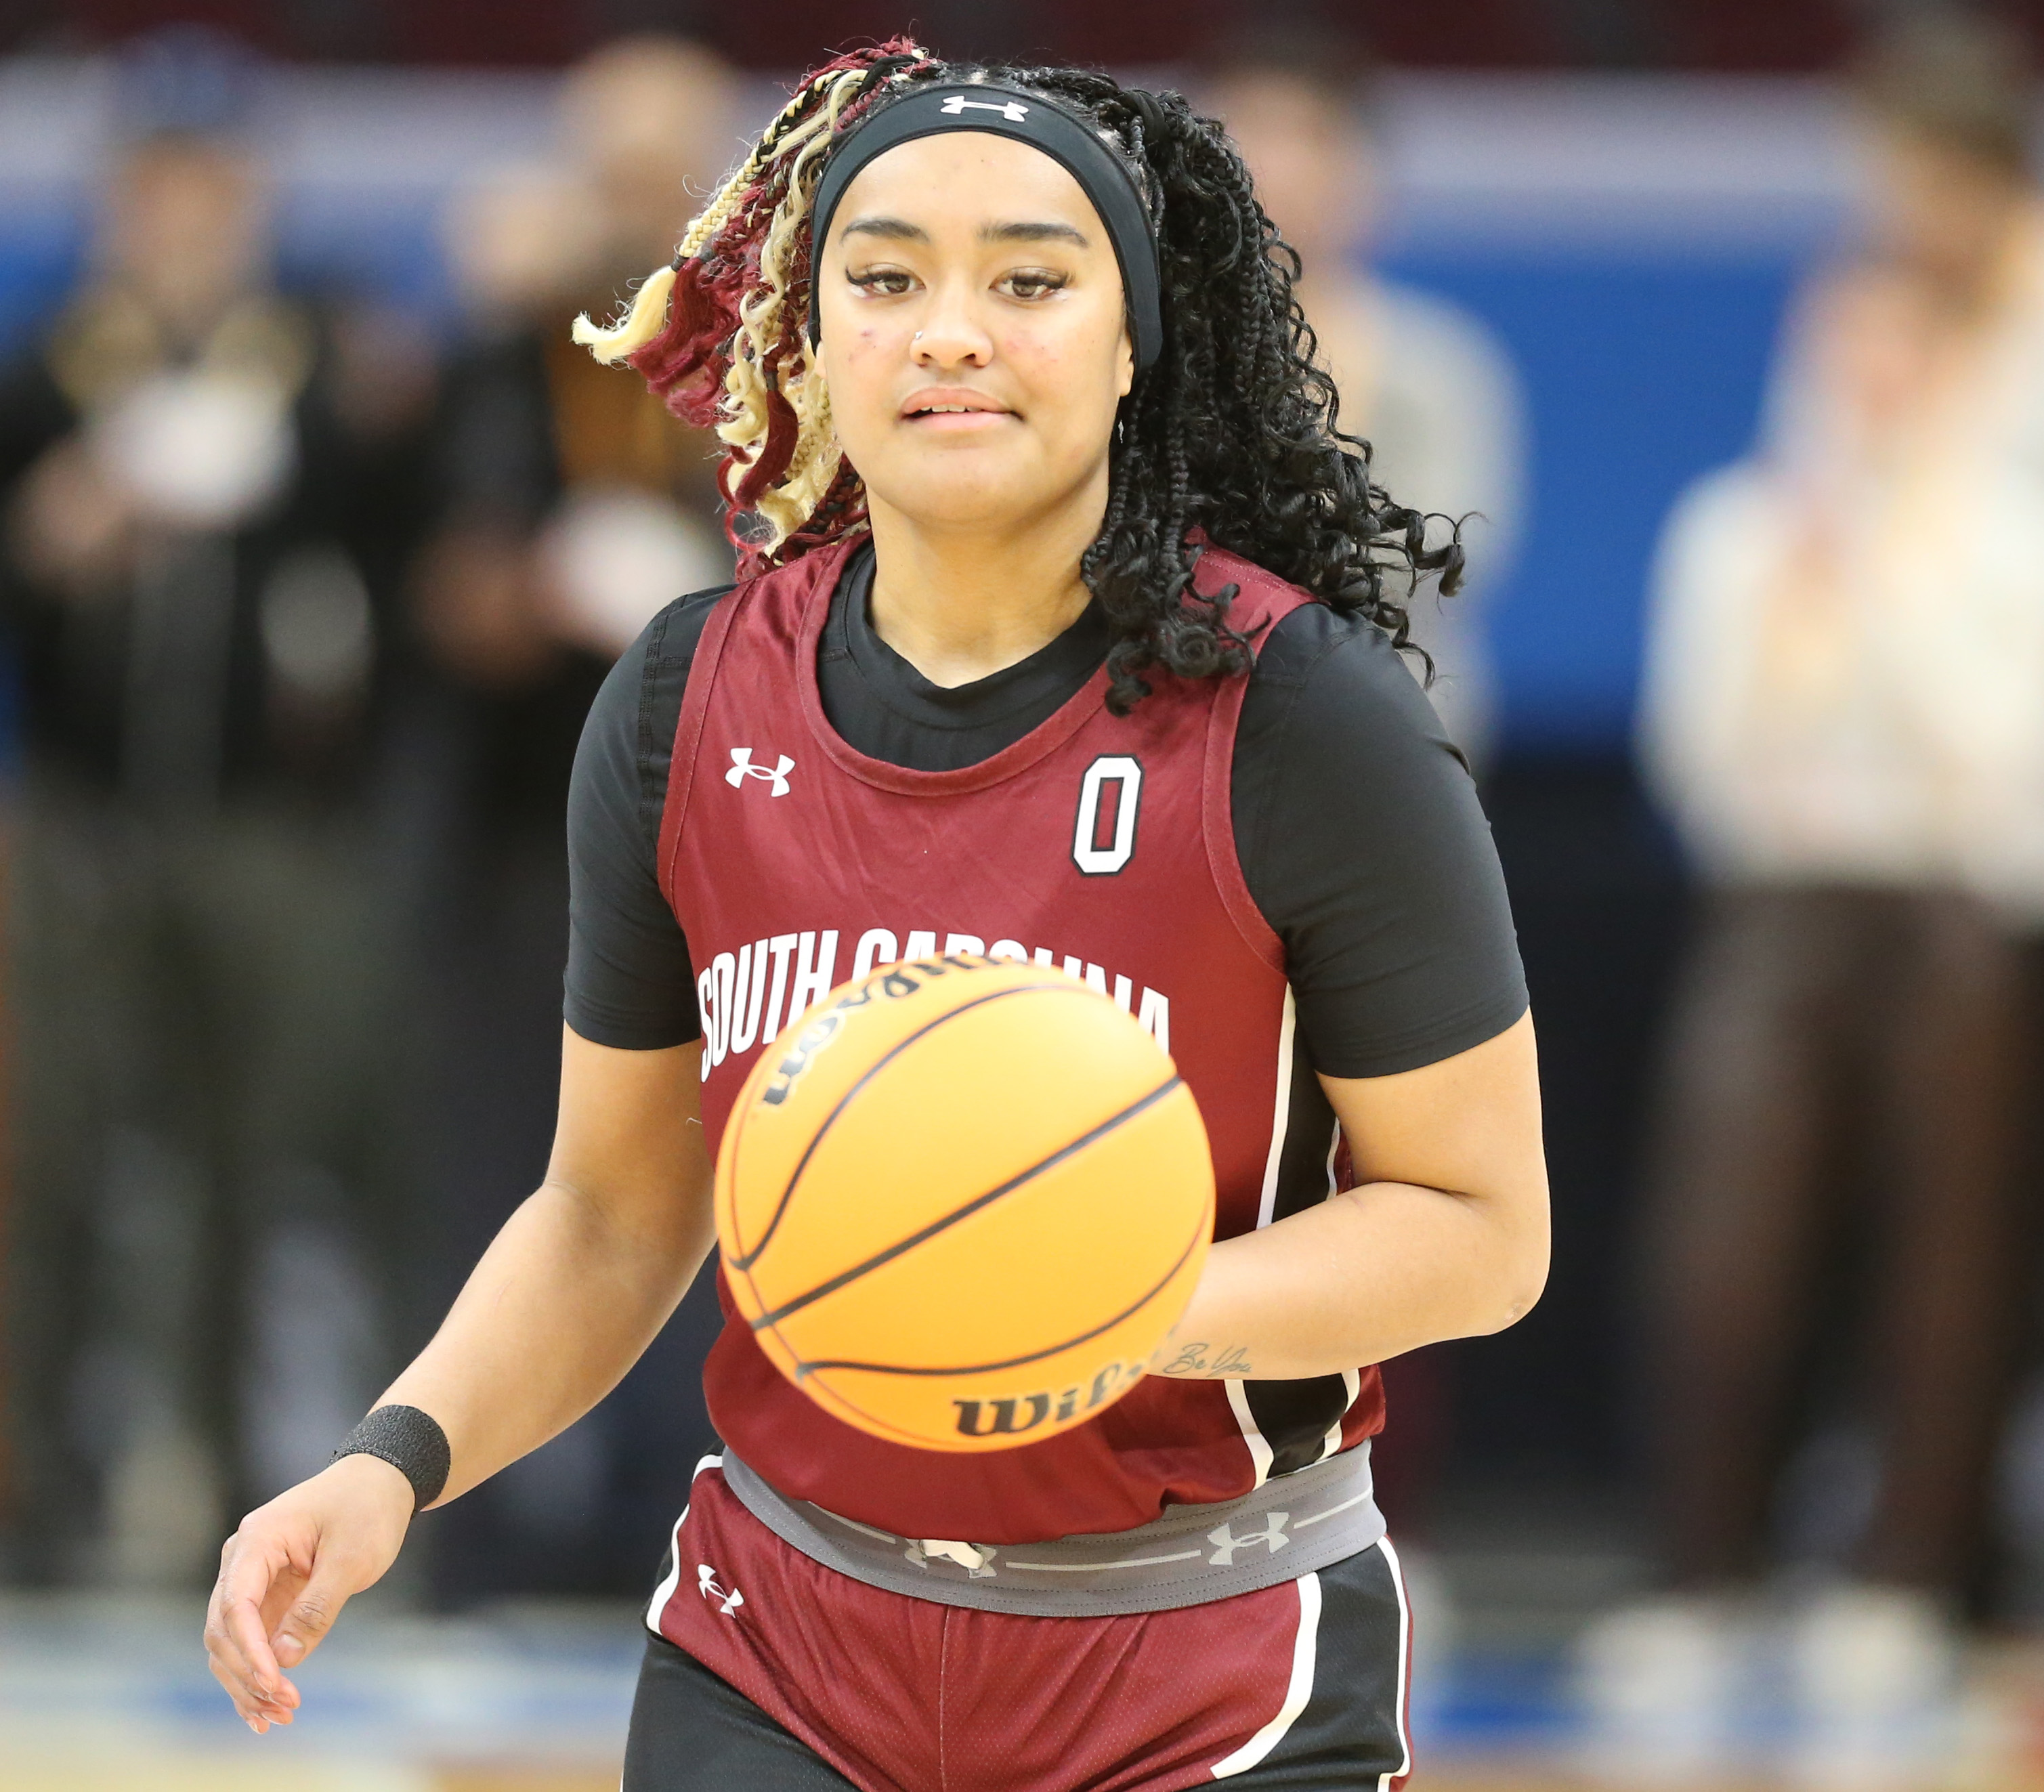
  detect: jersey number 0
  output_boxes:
[1071,755,1143,876]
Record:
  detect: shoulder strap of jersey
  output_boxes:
[1191,542,1310,970]
[1189,539,1316,650]
[656,540,855,911]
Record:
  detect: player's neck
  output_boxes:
[864,488,1102,690]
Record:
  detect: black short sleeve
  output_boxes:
[1233,605,1527,1079]
[562,587,729,1050]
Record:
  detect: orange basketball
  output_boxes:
[715,955,1214,1453]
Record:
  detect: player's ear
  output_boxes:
[1116,322,1135,398]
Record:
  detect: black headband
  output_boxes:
[807,81,1164,370]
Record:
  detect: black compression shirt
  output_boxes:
[565,543,1526,1080]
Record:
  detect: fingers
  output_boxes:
[269,1561,356,1672]
[210,1616,297,1732]
[205,1533,304,1731]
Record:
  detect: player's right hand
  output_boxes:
[204,1453,416,1733]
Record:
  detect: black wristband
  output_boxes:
[332,1405,451,1512]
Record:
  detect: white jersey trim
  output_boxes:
[1254,987,1298,1230]
[1225,1379,1275,1488]
[1210,1569,1323,1778]
[1320,1368,1363,1464]
[1315,1117,1357,1463]
[644,1453,724,1631]
[1228,984,1298,1487]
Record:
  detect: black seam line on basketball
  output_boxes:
[793,1204,1209,1380]
[749,1071,1187,1331]
[729,981,1076,1273]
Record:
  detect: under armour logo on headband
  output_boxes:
[940,95,1029,121]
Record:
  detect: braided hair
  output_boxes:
[577,40,1461,714]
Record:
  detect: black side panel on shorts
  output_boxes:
[1231,1541,1411,1789]
[625,1634,860,1792]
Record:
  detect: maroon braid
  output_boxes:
[618,41,938,573]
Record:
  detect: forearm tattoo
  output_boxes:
[1158,1342,1254,1378]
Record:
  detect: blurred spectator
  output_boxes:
[419,36,733,691]
[403,34,733,1602]
[1204,28,1526,766]
[1594,13,2044,1773]
[0,72,435,1585]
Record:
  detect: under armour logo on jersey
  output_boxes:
[940,94,1029,121]
[697,1562,745,1615]
[1206,1513,1290,1566]
[726,748,794,796]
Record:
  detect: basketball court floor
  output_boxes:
[10,1590,2044,1791]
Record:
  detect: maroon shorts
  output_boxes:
[626,1461,1413,1792]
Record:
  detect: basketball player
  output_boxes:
[205,43,1548,1789]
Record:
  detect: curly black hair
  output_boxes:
[584,43,1462,714]
[879,61,1464,714]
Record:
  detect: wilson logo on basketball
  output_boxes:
[952,1359,1145,1438]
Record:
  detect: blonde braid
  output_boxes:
[573,47,936,560]
[570,107,786,364]
[723,70,870,541]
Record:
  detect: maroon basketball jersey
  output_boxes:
[659,535,1384,1543]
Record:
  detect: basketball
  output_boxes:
[715,955,1214,1453]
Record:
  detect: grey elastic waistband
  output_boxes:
[719,1443,1384,1617]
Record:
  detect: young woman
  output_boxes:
[205,43,1548,1789]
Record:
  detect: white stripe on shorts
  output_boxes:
[1210,1571,1323,1778]
[1377,1535,1413,1790]
[643,1453,723,1631]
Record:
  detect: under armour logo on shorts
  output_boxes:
[1206,1513,1290,1566]
[726,748,794,796]
[908,1537,1000,1579]
[697,1562,745,1615]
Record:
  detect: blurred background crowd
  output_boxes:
[6,1,2044,1787]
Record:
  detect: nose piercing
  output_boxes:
[914,330,924,341]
